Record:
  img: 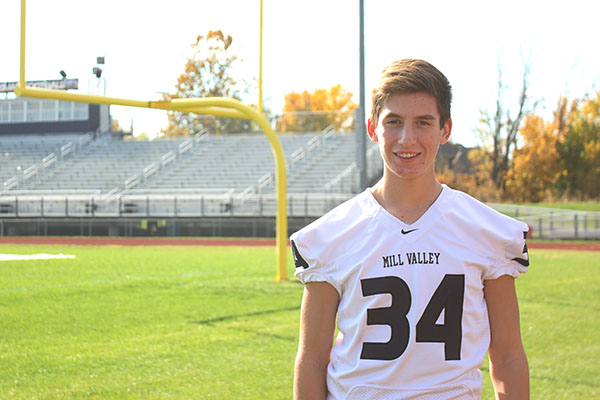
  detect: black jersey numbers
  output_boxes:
[360,274,465,361]
[415,274,465,360]
[360,276,411,360]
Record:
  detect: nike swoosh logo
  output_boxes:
[401,228,418,235]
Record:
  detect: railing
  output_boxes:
[42,153,57,168]
[5,189,101,195]
[124,174,141,190]
[325,163,359,194]
[177,140,193,156]
[271,110,355,133]
[0,192,351,219]
[488,204,600,240]
[61,142,73,159]
[105,131,210,194]
[524,212,600,240]
[289,125,335,171]
[2,177,18,191]
[1,132,96,193]
[143,162,160,180]
[323,143,382,194]
[1,192,598,240]
[161,151,177,167]
[258,172,273,191]
[290,148,306,170]
[23,164,38,180]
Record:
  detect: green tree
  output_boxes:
[161,30,251,136]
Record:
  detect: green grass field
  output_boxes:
[517,201,600,212]
[1,243,598,399]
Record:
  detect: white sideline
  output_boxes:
[0,254,76,261]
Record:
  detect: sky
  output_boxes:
[2,0,599,147]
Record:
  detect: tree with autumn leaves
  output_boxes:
[555,93,600,199]
[277,85,357,132]
[161,31,356,136]
[161,30,251,136]
[440,87,599,201]
[161,32,597,201]
[502,93,599,201]
[505,113,564,202]
[441,62,599,202]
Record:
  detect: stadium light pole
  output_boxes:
[356,0,368,191]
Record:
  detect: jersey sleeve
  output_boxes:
[290,229,342,295]
[482,219,530,281]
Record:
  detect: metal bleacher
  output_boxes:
[138,134,308,193]
[21,137,182,192]
[0,133,93,190]
[1,128,371,197]
[4,130,597,241]
[136,129,362,195]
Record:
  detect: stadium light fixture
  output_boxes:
[93,67,103,78]
[59,70,67,79]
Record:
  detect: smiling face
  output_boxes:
[368,92,452,185]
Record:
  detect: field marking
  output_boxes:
[0,253,76,261]
[193,305,301,326]
[0,237,277,247]
[0,271,206,293]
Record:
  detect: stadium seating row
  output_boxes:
[1,130,380,196]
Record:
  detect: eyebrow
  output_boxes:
[383,113,437,120]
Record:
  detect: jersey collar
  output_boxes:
[364,185,452,244]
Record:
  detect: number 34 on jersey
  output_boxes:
[360,274,465,362]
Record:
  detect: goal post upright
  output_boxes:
[15,0,289,281]
[19,0,26,90]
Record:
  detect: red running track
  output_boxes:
[0,236,599,251]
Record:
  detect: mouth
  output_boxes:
[394,152,420,160]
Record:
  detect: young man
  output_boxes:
[290,59,530,400]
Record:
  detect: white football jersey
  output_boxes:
[291,185,529,400]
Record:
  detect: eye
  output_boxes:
[417,120,432,127]
[385,119,402,126]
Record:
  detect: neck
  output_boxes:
[371,173,443,224]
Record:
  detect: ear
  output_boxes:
[440,118,452,144]
[367,119,378,143]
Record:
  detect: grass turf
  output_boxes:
[516,201,600,212]
[0,244,598,399]
[0,244,301,399]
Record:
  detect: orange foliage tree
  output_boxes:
[556,92,600,199]
[504,93,600,201]
[505,114,563,202]
[278,84,357,132]
[161,30,250,136]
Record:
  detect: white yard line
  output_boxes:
[0,254,76,261]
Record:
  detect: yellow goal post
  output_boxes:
[14,0,289,281]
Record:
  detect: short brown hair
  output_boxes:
[370,59,452,128]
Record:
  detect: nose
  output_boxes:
[397,124,417,146]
